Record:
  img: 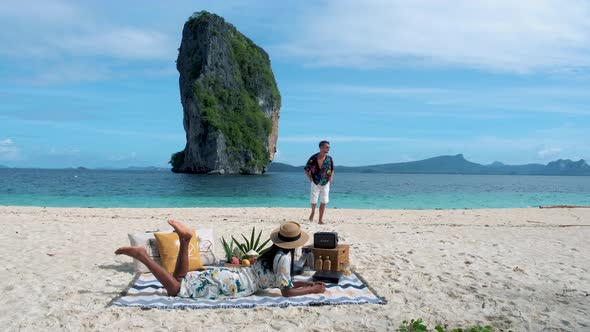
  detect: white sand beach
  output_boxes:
[0,206,588,331]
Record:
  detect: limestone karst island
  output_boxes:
[170,11,281,175]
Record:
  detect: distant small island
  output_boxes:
[94,166,169,171]
[268,154,590,176]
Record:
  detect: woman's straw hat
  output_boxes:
[270,221,309,249]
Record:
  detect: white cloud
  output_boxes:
[0,0,175,61]
[0,0,77,21]
[0,0,176,84]
[0,138,21,160]
[18,62,113,85]
[56,27,173,60]
[49,146,80,157]
[278,0,590,72]
[273,148,281,160]
[313,83,590,117]
[107,152,138,161]
[92,128,184,141]
[537,147,563,158]
[280,136,414,143]
[319,84,451,95]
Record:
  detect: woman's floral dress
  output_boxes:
[178,251,293,299]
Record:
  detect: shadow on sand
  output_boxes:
[98,262,134,273]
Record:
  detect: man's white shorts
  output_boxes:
[310,182,330,204]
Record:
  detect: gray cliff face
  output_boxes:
[173,11,281,175]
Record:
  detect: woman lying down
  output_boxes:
[115,220,326,299]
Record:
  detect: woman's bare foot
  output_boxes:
[115,246,147,259]
[168,219,193,241]
[308,213,315,222]
[318,220,325,224]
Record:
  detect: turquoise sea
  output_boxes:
[0,168,589,209]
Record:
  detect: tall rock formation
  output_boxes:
[171,11,281,174]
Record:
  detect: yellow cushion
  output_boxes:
[154,230,203,273]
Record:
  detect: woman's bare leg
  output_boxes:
[115,246,181,296]
[167,219,193,281]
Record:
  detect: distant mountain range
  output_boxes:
[268,154,590,176]
[3,155,589,175]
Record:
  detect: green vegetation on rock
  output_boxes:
[228,29,281,106]
[192,78,272,169]
[169,150,185,169]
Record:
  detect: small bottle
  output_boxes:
[294,247,302,261]
[315,255,323,271]
[324,256,332,271]
[305,250,314,269]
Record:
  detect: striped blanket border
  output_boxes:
[110,271,387,310]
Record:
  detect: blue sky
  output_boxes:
[1,0,590,168]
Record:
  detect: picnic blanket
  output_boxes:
[111,271,386,309]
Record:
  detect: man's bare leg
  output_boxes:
[168,219,193,281]
[318,203,326,224]
[115,246,181,296]
[309,203,316,222]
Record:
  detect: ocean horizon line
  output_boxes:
[0,154,590,175]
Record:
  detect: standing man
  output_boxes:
[304,140,334,224]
